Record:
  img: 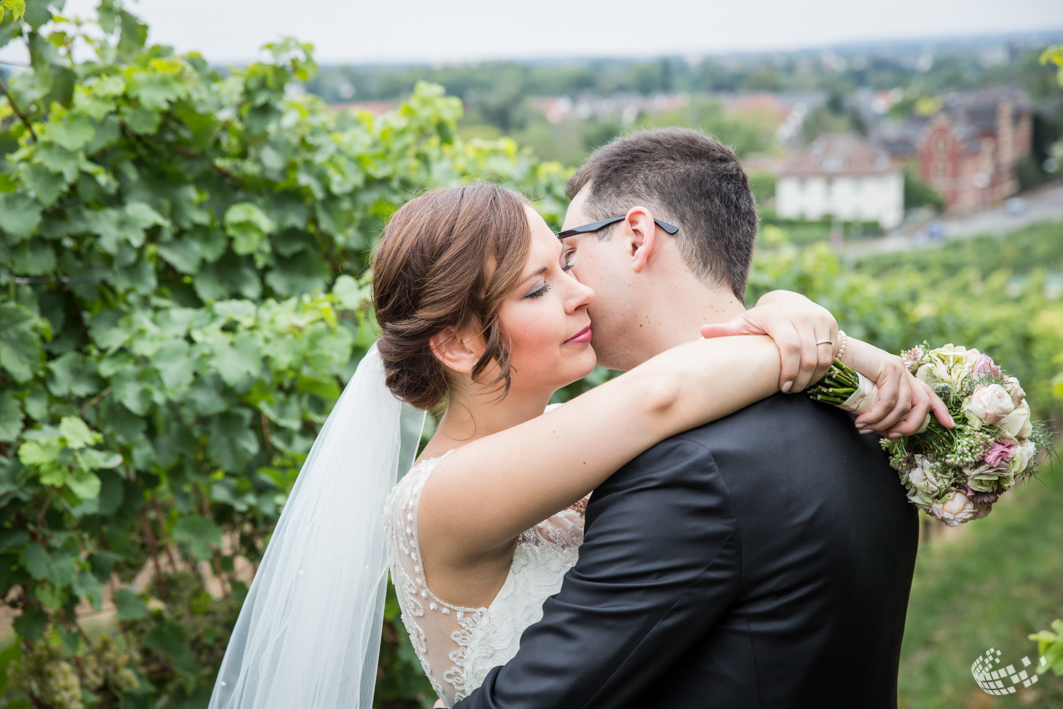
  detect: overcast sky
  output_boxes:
[3,0,1063,65]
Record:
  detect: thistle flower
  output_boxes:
[969,489,1000,506]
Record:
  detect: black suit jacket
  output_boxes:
[456,394,918,709]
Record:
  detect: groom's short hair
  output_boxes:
[566,128,758,302]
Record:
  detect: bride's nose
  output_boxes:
[565,277,594,313]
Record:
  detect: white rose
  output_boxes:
[965,462,1014,493]
[907,462,947,496]
[966,385,1015,426]
[1006,376,1025,408]
[917,361,954,387]
[999,400,1032,438]
[928,345,979,385]
[930,491,979,527]
[906,485,935,511]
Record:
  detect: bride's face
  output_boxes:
[495,206,597,395]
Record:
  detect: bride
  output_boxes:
[207,184,944,709]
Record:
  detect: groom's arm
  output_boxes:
[455,436,740,709]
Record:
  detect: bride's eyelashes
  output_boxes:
[524,281,550,299]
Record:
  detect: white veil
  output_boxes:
[208,344,425,709]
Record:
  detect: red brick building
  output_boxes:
[915,88,1033,214]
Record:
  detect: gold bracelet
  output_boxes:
[836,330,847,362]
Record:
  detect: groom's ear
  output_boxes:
[429,327,481,374]
[625,206,658,274]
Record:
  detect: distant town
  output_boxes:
[296,30,1063,239]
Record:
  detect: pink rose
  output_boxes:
[973,354,1002,377]
[984,438,1018,467]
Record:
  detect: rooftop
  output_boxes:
[778,134,898,178]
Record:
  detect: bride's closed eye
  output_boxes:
[524,281,550,299]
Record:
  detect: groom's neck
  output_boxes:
[630,282,746,364]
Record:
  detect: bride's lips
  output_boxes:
[563,325,592,345]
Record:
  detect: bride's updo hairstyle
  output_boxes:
[373,184,532,410]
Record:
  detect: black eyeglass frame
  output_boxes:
[555,216,679,240]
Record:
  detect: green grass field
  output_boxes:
[898,461,1063,709]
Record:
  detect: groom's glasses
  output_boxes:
[555,216,679,240]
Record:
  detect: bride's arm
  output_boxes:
[421,334,782,561]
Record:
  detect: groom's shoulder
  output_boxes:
[682,392,855,447]
[637,393,881,476]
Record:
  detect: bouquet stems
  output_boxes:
[808,360,862,407]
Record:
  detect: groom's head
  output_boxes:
[560,128,759,369]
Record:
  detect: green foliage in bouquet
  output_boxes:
[0,1,569,706]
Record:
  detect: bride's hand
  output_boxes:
[841,337,954,437]
[700,289,838,393]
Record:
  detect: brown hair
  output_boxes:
[372,184,531,410]
[566,128,758,302]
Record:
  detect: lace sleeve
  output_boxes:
[383,455,490,707]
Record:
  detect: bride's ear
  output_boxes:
[429,327,482,375]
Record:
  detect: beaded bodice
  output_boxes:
[382,453,584,707]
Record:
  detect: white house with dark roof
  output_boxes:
[775,134,904,229]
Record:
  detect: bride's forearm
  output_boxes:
[421,335,781,561]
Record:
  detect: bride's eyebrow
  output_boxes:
[518,266,548,286]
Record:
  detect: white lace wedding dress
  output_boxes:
[382,448,585,707]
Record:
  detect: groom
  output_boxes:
[456,129,922,708]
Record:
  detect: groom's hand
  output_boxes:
[700,290,838,393]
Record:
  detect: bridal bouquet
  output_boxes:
[810,344,1053,526]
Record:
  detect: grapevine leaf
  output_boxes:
[206,409,259,471]
[66,468,101,500]
[0,304,42,382]
[59,416,97,449]
[0,391,23,442]
[172,515,222,562]
[114,588,148,620]
[332,274,367,310]
[153,340,196,391]
[213,332,262,387]
[0,193,43,241]
[0,1,26,23]
[12,604,47,641]
[21,542,50,580]
[142,621,198,675]
[18,438,60,466]
[0,530,29,553]
[95,469,124,515]
[157,237,202,273]
[46,113,96,151]
[72,570,104,609]
[79,448,123,471]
